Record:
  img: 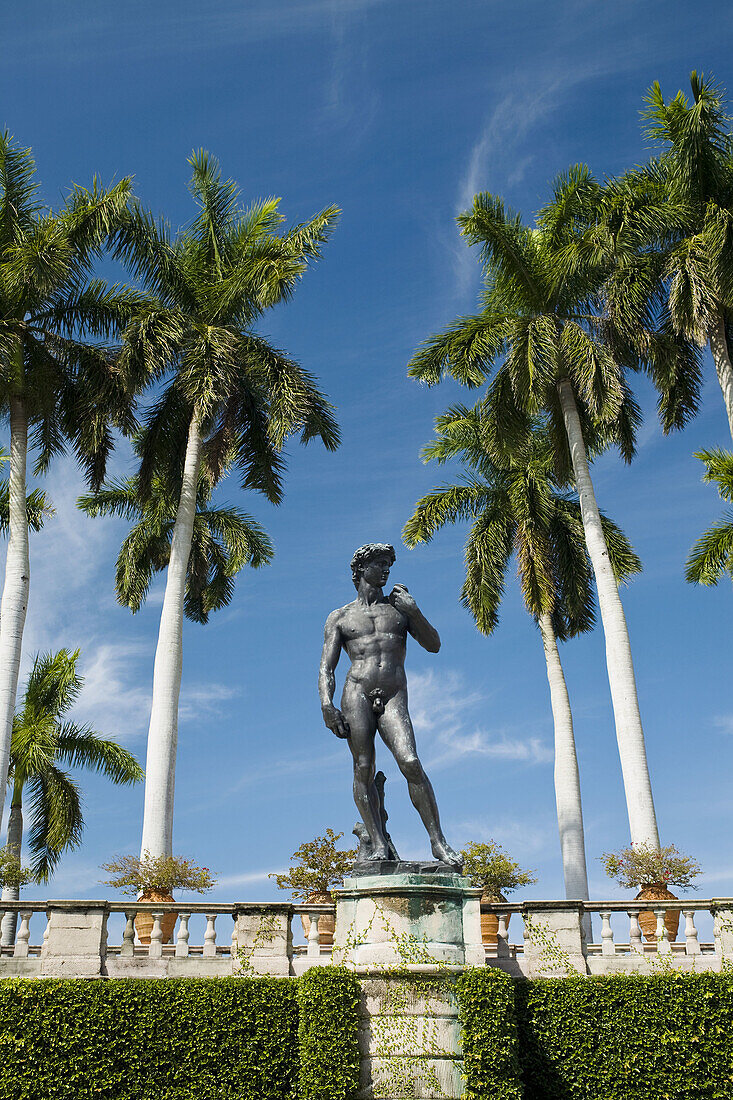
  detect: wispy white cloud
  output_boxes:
[214,868,280,889]
[226,748,344,795]
[320,0,380,136]
[452,73,580,297]
[713,715,733,735]
[450,814,552,857]
[73,641,153,743]
[6,0,396,67]
[451,34,658,299]
[408,668,553,771]
[179,682,239,722]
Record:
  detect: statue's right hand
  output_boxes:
[322,704,350,739]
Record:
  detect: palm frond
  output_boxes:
[0,132,40,253]
[25,765,83,881]
[458,192,544,308]
[686,512,733,584]
[407,312,508,386]
[403,482,493,546]
[460,510,516,635]
[22,650,83,719]
[0,482,52,532]
[54,724,143,785]
[696,447,733,499]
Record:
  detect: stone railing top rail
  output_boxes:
[582,898,733,912]
[0,898,337,914]
[2,897,730,915]
[477,898,733,913]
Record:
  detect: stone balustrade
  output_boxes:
[0,899,335,979]
[0,897,731,979]
[481,898,733,976]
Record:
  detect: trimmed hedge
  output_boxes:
[458,969,733,1100]
[458,968,522,1100]
[0,972,362,1100]
[298,967,361,1100]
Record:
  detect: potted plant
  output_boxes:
[600,843,701,942]
[101,853,215,945]
[272,829,356,946]
[460,840,537,945]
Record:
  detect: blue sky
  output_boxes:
[2,0,733,916]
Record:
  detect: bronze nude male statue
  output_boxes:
[319,543,460,868]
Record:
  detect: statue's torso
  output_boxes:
[338,599,408,694]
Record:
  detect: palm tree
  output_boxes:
[403,409,641,901]
[1,649,143,944]
[0,133,136,818]
[78,465,273,622]
[110,151,340,859]
[685,448,733,585]
[408,169,667,848]
[640,72,733,440]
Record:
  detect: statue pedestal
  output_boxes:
[334,871,483,967]
[333,872,482,1099]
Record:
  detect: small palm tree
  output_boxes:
[1,649,143,943]
[641,72,733,440]
[0,133,137,817]
[78,466,273,622]
[110,151,339,860]
[404,409,641,901]
[686,448,733,585]
[408,169,666,849]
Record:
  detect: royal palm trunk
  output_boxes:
[557,378,660,849]
[140,414,203,859]
[708,314,733,443]
[538,613,590,904]
[0,800,23,946]
[0,395,29,819]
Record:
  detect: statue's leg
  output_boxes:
[378,690,460,866]
[342,683,389,860]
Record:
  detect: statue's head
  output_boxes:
[351,543,396,589]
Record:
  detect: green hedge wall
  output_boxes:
[458,969,733,1100]
[0,972,361,1100]
[458,968,522,1100]
[297,967,361,1099]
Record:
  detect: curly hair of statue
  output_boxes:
[350,542,396,588]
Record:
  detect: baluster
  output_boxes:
[600,911,615,956]
[654,909,671,954]
[0,910,5,953]
[307,914,320,958]
[176,913,191,958]
[120,912,136,957]
[684,910,700,955]
[628,912,643,954]
[149,911,164,958]
[496,912,510,959]
[14,912,31,958]
[203,914,217,957]
[41,913,50,956]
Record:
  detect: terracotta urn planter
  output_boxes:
[635,882,679,943]
[135,890,178,945]
[480,891,511,946]
[301,890,335,947]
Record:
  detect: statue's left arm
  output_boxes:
[389,584,440,653]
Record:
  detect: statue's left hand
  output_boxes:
[388,584,418,614]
